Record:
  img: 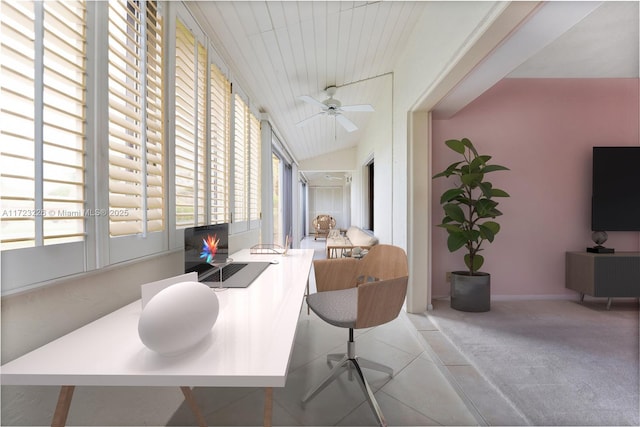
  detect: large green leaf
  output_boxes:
[463,229,481,242]
[445,139,466,154]
[438,223,463,233]
[433,161,462,179]
[464,253,484,272]
[460,138,478,157]
[479,182,493,198]
[461,173,483,187]
[443,203,465,223]
[478,221,500,242]
[476,198,498,216]
[447,232,467,252]
[481,221,500,234]
[440,188,464,204]
[483,164,509,173]
[490,188,510,197]
[470,155,490,171]
[488,208,503,217]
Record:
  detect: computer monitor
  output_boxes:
[184,223,230,278]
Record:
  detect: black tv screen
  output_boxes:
[591,146,640,231]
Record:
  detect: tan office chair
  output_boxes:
[312,214,336,240]
[303,245,408,427]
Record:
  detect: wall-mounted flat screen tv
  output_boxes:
[591,146,640,231]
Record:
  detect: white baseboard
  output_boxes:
[432,294,639,303]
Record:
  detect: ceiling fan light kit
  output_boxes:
[296,86,374,132]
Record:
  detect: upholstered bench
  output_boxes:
[326,226,378,258]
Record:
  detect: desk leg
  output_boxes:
[263,387,273,427]
[51,385,75,427]
[306,278,310,315]
[180,386,208,427]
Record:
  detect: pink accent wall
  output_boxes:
[432,78,640,298]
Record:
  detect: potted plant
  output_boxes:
[433,138,509,312]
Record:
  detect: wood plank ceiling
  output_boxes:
[186,1,639,166]
[187,1,427,162]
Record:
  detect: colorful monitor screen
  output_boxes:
[184,223,230,277]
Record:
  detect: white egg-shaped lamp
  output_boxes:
[138,281,219,355]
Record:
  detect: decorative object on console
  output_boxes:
[138,281,219,355]
[587,230,614,253]
[433,138,510,312]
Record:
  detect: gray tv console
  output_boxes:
[565,251,640,309]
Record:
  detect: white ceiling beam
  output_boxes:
[433,1,604,119]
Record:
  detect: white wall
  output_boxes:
[355,74,393,243]
[299,147,357,235]
[308,186,345,233]
[298,146,357,171]
[1,251,183,362]
[392,1,512,312]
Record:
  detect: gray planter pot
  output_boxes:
[450,271,490,312]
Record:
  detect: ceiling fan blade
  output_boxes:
[335,114,358,132]
[298,95,327,110]
[295,111,325,127]
[340,104,375,112]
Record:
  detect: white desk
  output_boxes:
[1,248,314,427]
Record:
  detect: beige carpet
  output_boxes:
[427,298,639,426]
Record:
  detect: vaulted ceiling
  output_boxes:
[187,1,427,162]
[187,1,639,166]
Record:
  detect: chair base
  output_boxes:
[302,333,392,427]
[327,352,394,377]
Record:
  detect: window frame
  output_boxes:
[105,0,167,265]
[230,86,262,235]
[1,0,88,294]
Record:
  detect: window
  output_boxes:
[174,18,207,228]
[209,63,231,224]
[107,0,164,237]
[249,112,261,223]
[232,94,261,230]
[272,153,281,244]
[233,94,248,224]
[0,1,266,292]
[1,0,87,250]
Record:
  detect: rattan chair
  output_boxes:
[312,214,336,240]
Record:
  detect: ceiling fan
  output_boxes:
[324,174,343,181]
[296,86,374,132]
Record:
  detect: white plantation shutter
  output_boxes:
[233,94,248,224]
[1,0,86,250]
[144,1,164,234]
[107,0,164,237]
[232,95,261,228]
[249,112,261,223]
[174,18,207,228]
[196,42,207,224]
[210,63,230,224]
